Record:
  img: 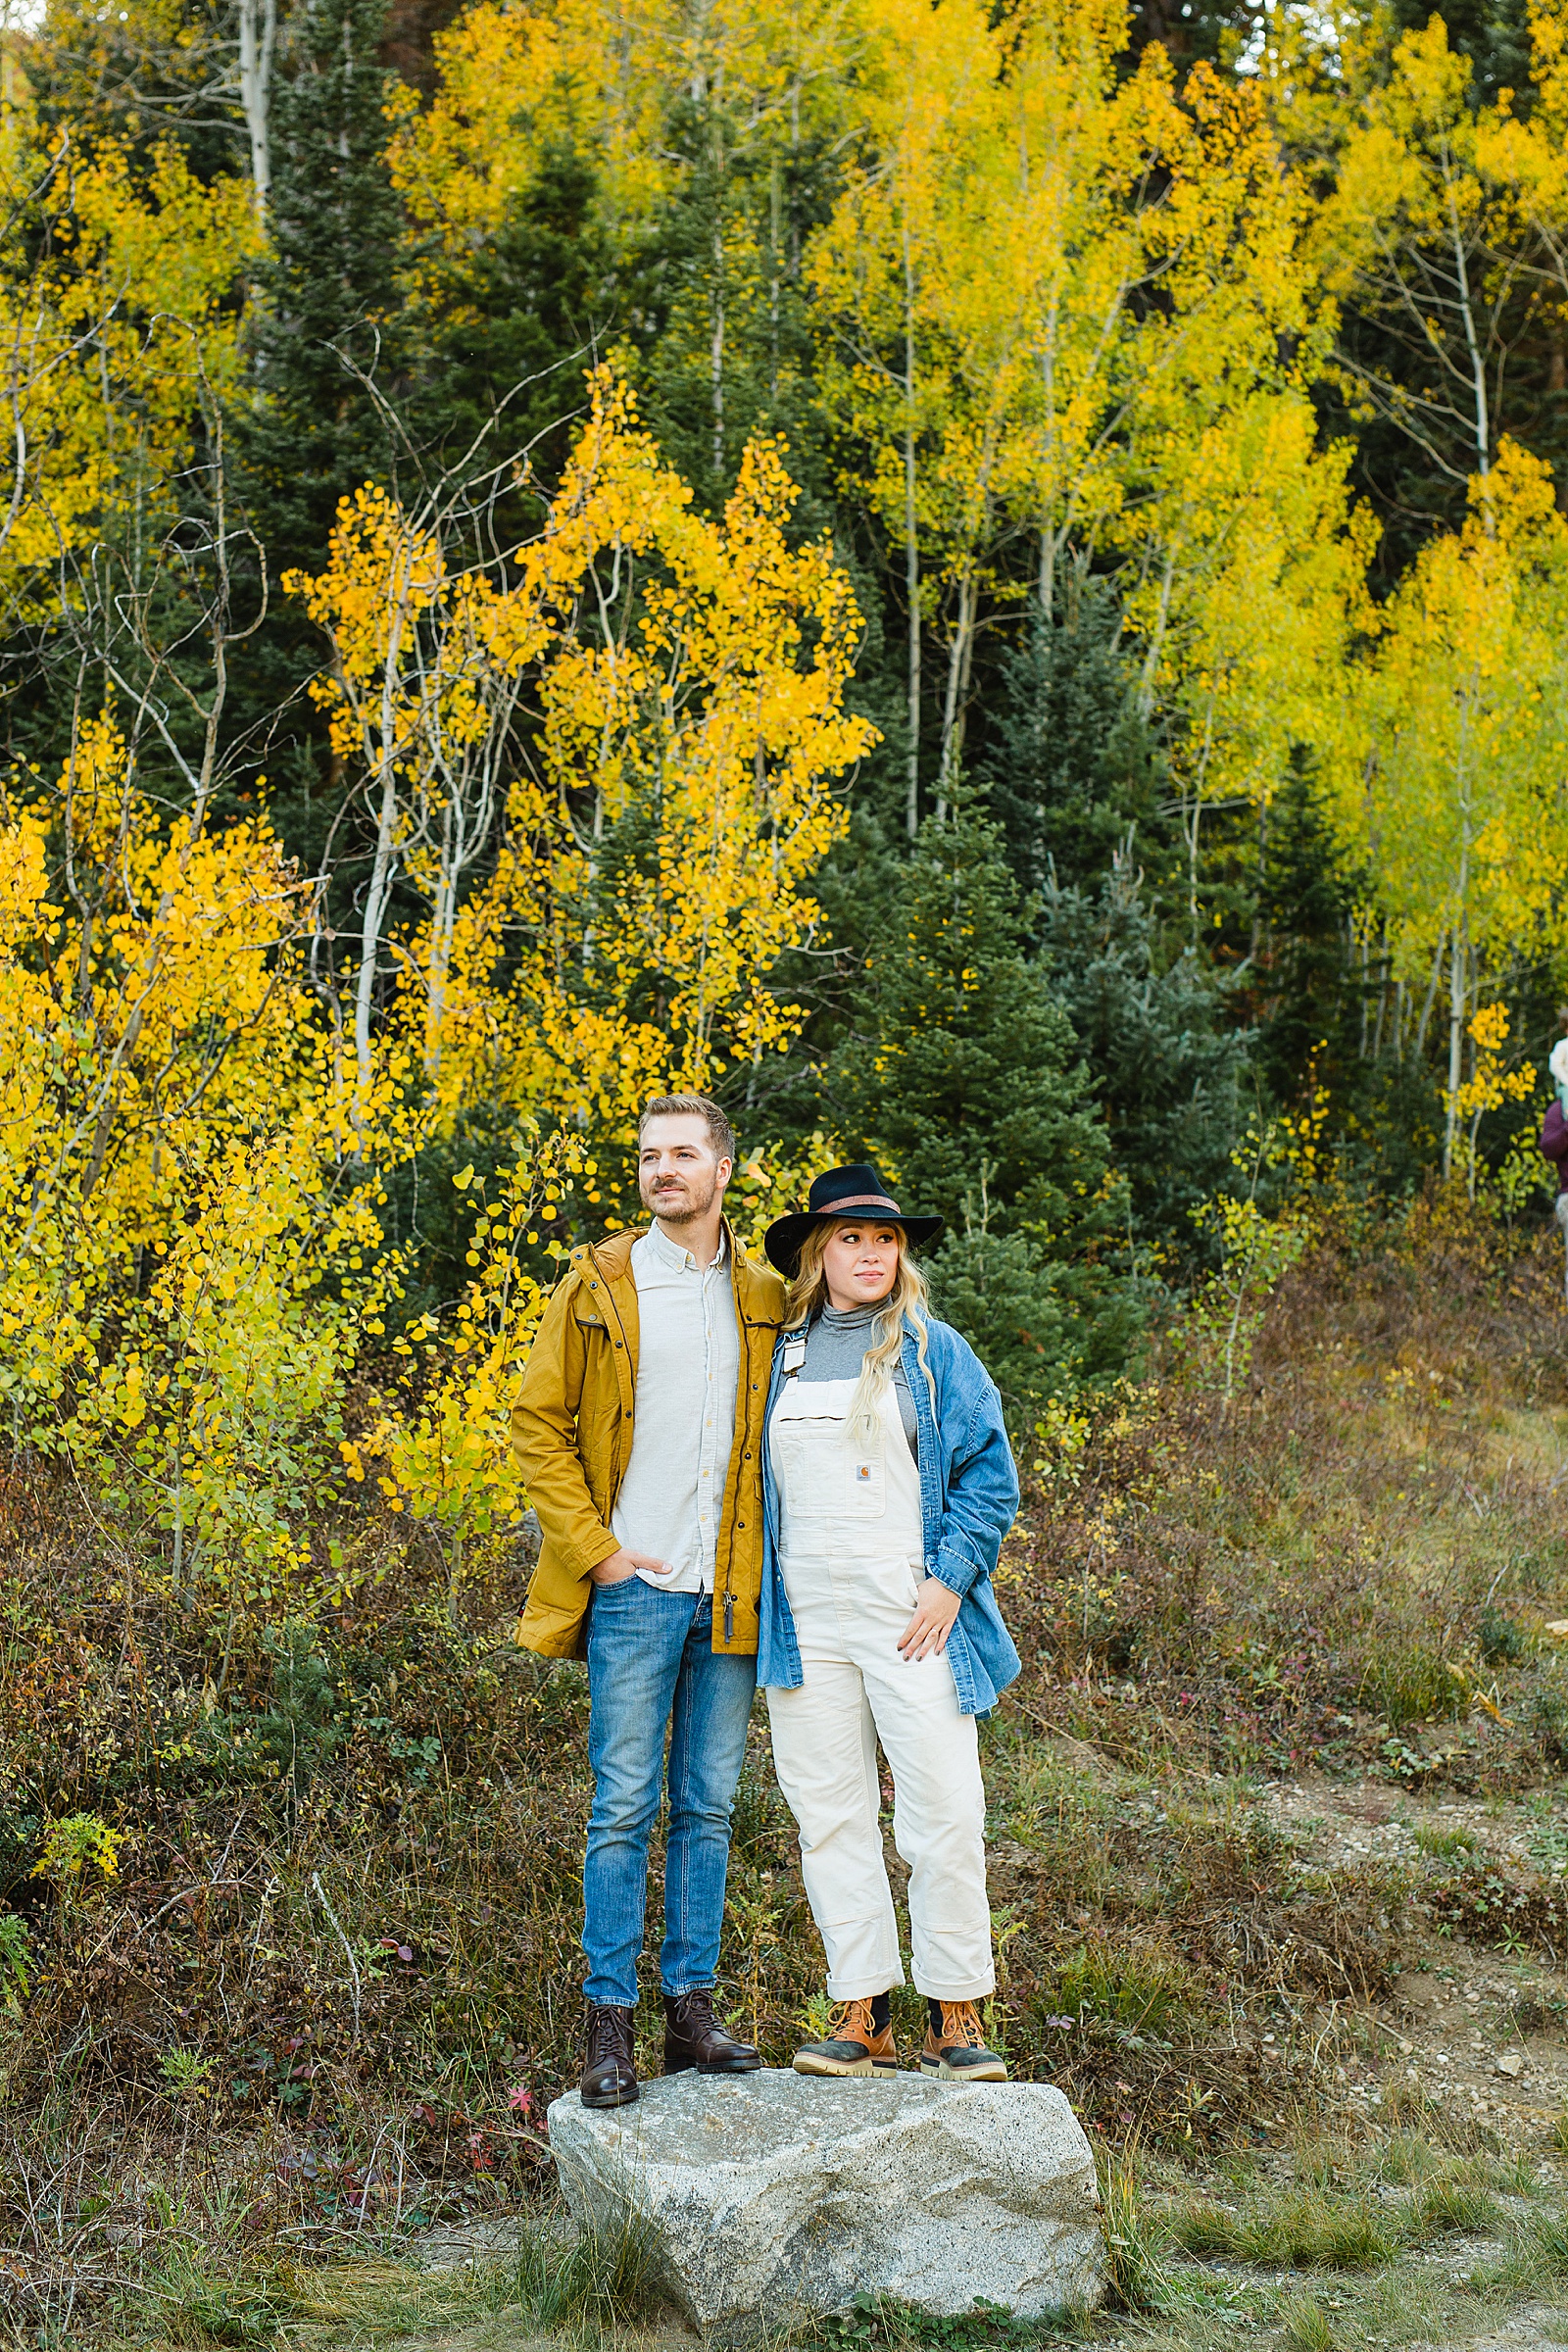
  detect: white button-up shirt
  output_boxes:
[611,1221,741,1593]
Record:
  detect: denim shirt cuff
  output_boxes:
[930,1546,980,1600]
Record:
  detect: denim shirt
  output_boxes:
[758,1313,1022,1717]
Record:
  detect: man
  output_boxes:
[1546,1026,1568,1298]
[513,1094,786,2108]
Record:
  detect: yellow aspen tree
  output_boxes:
[385,0,867,531]
[0,716,383,1605]
[1477,0,1568,387]
[810,0,1020,829]
[288,371,874,1131]
[1334,440,1568,1175]
[1092,55,1372,924]
[809,0,1327,830]
[0,89,255,614]
[506,414,873,1117]
[288,489,480,1107]
[1446,1002,1537,1200]
[1312,17,1525,491]
[386,0,862,283]
[1124,396,1373,939]
[26,0,278,223]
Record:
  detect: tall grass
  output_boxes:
[7,1200,1568,2334]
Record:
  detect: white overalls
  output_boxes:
[764,1372,994,2002]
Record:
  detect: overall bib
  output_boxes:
[764,1373,994,2002]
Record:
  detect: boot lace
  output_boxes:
[588,2007,632,2064]
[940,2001,985,2048]
[827,1998,876,2045]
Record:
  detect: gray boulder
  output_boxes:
[547,2067,1103,2338]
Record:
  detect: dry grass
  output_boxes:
[7,1190,1568,2341]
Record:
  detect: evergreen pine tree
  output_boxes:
[245,0,407,569]
[626,94,837,519]
[231,0,410,877]
[427,146,611,494]
[978,583,1169,900]
[1036,860,1251,1249]
[1250,768,1364,1112]
[826,808,1137,1425]
[1248,769,1446,1197]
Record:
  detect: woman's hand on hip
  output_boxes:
[899,1575,961,1660]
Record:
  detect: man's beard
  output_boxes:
[643,1172,718,1226]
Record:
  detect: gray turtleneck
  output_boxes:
[798,1303,919,1458]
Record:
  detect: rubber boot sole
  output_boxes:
[918,2050,1007,2082]
[580,2077,640,2109]
[663,2040,762,2077]
[793,2047,900,2078]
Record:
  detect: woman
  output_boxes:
[758,1162,1021,2082]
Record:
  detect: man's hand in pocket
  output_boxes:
[591,1550,675,1586]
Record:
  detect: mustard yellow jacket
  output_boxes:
[511,1224,787,1659]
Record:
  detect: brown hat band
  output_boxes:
[812,1195,903,1215]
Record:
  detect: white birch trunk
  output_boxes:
[904,228,920,841]
[237,0,276,224]
[935,571,976,819]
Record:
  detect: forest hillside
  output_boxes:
[6,0,1568,2338]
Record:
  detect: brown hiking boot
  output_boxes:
[580,2002,639,2109]
[919,2000,1006,2081]
[662,1988,761,2077]
[793,1998,899,2078]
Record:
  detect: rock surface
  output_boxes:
[548,2067,1103,2338]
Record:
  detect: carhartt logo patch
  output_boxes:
[856,1463,872,1482]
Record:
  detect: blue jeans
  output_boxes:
[583,1578,756,2009]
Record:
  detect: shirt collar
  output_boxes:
[646,1218,729,1274]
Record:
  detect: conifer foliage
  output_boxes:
[0,0,1565,1564]
[829,811,1135,1422]
[248,0,407,566]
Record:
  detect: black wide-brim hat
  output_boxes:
[762,1162,944,1277]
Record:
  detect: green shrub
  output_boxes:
[1049,1937,1196,2035]
[1411,1822,1477,1860]
[1362,1642,1465,1731]
[1529,1688,1568,1768]
[1278,2291,1339,2352]
[1478,1606,1527,1666]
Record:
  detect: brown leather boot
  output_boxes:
[919,2000,1006,2082]
[580,2002,639,2109]
[793,1998,899,2078]
[662,1988,761,2076]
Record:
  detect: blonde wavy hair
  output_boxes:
[785,1220,939,1449]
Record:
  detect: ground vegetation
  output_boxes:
[4,1199,1568,2344]
[4,0,1568,2336]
